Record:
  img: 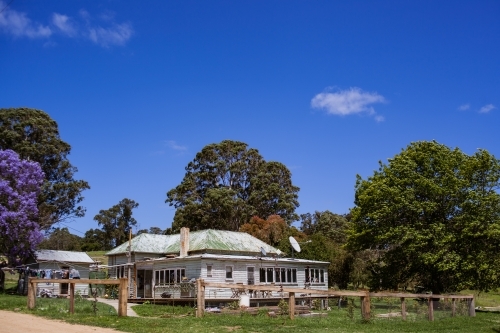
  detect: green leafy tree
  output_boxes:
[291,233,352,288]
[166,140,299,232]
[348,141,500,293]
[93,198,139,249]
[81,228,108,251]
[298,211,353,289]
[0,108,90,229]
[248,162,300,222]
[300,211,349,244]
[136,227,163,235]
[148,227,163,235]
[38,227,82,251]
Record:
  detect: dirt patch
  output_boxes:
[0,310,119,333]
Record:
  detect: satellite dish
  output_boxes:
[260,247,267,257]
[289,236,301,253]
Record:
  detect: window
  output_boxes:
[267,268,273,282]
[154,268,185,285]
[305,267,325,284]
[207,265,212,277]
[260,267,266,282]
[259,267,297,283]
[114,265,128,278]
[226,266,233,279]
[247,267,255,285]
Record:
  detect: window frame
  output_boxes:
[114,265,128,278]
[225,265,233,280]
[259,267,297,284]
[305,267,326,284]
[153,267,186,285]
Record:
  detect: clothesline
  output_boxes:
[14,259,93,271]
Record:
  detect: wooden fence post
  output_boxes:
[468,297,476,317]
[27,277,36,310]
[201,280,205,314]
[289,292,295,320]
[118,278,128,317]
[452,298,456,317]
[428,297,434,321]
[69,282,75,314]
[400,297,406,320]
[196,279,205,318]
[361,292,371,321]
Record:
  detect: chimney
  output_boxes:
[180,227,190,257]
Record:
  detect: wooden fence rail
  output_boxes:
[196,279,475,321]
[27,278,129,316]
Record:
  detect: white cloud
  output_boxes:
[0,2,52,38]
[0,2,133,47]
[165,140,187,151]
[374,115,385,122]
[311,87,386,120]
[458,104,470,111]
[478,104,496,114]
[88,22,133,47]
[52,13,76,37]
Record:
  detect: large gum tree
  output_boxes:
[166,140,300,232]
[348,141,500,293]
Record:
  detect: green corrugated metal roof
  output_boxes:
[105,229,279,256]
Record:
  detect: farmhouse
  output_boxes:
[105,228,329,300]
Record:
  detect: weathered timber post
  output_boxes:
[201,280,205,314]
[27,277,36,310]
[289,292,295,320]
[360,291,371,321]
[69,282,75,314]
[196,279,205,318]
[452,298,456,317]
[468,297,475,317]
[118,278,128,317]
[400,297,406,320]
[428,297,434,321]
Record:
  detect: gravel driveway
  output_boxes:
[0,310,121,333]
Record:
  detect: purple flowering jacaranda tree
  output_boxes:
[0,149,44,265]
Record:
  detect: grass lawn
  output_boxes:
[465,290,500,308]
[86,251,108,266]
[3,270,18,290]
[1,292,500,333]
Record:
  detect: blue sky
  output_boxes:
[1,0,499,237]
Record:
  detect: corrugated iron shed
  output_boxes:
[106,229,280,256]
[35,250,95,263]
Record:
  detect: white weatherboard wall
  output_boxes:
[139,256,329,299]
[149,259,200,298]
